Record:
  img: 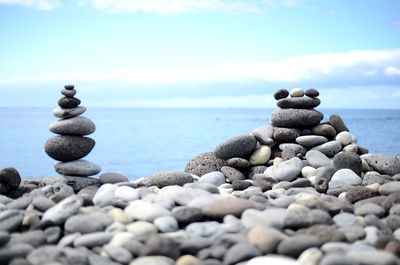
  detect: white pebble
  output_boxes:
[290,88,304,97]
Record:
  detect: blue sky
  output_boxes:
[0,0,400,108]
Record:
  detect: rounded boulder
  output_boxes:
[214,134,257,160]
[44,136,95,162]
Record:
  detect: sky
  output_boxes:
[0,0,400,108]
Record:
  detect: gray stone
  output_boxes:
[241,208,287,230]
[251,125,274,145]
[202,197,255,219]
[226,157,251,168]
[49,116,95,136]
[44,226,61,244]
[125,200,171,222]
[154,215,179,232]
[6,196,32,210]
[114,185,139,202]
[277,97,320,109]
[361,154,400,176]
[0,231,10,247]
[140,235,180,259]
[32,196,55,212]
[296,135,328,148]
[345,186,379,204]
[346,250,397,265]
[61,88,76,97]
[64,175,99,192]
[26,246,63,265]
[44,136,95,162]
[102,244,133,264]
[42,195,83,225]
[73,232,112,247]
[338,226,366,242]
[336,131,353,146]
[221,166,246,182]
[311,124,337,139]
[277,235,323,258]
[99,172,128,184]
[279,143,307,155]
[223,242,262,265]
[58,96,80,108]
[144,171,193,188]
[0,244,34,264]
[273,127,300,142]
[65,211,113,233]
[379,182,400,195]
[312,141,342,157]
[274,89,289,100]
[185,182,220,194]
[199,171,226,186]
[305,88,319,97]
[186,221,226,240]
[333,152,362,176]
[319,254,358,265]
[333,212,360,228]
[362,174,392,185]
[185,152,226,177]
[9,230,46,247]
[264,157,302,182]
[88,255,121,265]
[0,210,23,232]
[329,114,349,133]
[0,167,21,192]
[172,206,203,224]
[53,106,86,119]
[270,109,323,128]
[214,134,257,160]
[306,150,332,168]
[57,232,81,247]
[354,203,385,217]
[54,159,101,176]
[329,169,362,189]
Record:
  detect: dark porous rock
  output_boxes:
[172,206,203,225]
[248,166,268,179]
[305,88,319,98]
[333,151,362,176]
[226,157,251,168]
[274,89,289,100]
[61,88,76,97]
[64,84,75,90]
[140,235,180,259]
[64,211,113,234]
[311,123,337,139]
[9,230,46,247]
[144,171,193,188]
[0,244,34,264]
[282,147,296,161]
[232,180,252,190]
[221,166,246,182]
[345,186,379,204]
[64,176,99,193]
[214,134,257,160]
[58,97,81,108]
[44,136,95,162]
[0,210,23,232]
[315,177,329,193]
[0,167,21,192]
[223,242,262,265]
[279,143,308,156]
[185,152,226,177]
[49,116,96,136]
[329,114,349,133]
[251,125,274,145]
[273,127,300,142]
[253,175,277,191]
[361,153,400,176]
[202,197,255,219]
[277,234,324,258]
[277,97,321,109]
[270,109,323,128]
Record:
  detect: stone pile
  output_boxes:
[44,85,101,180]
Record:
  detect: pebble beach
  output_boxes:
[1,86,400,265]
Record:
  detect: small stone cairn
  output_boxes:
[44,85,101,178]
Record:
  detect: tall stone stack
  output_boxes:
[44,85,101,178]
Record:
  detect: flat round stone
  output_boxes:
[49,116,95,136]
[44,136,95,162]
[305,88,319,98]
[274,89,289,100]
[296,135,328,148]
[270,109,324,128]
[277,97,320,109]
[58,97,81,108]
[54,159,101,176]
[53,106,86,119]
[290,88,304,97]
[61,88,76,97]
[64,85,75,90]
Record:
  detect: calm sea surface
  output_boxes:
[1,108,399,181]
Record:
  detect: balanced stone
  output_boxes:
[290,88,304,97]
[274,89,289,100]
[270,109,323,128]
[273,127,300,142]
[305,88,319,98]
[329,114,349,133]
[64,85,74,90]
[296,135,328,148]
[44,136,95,162]
[54,160,101,176]
[61,88,76,97]
[58,97,81,108]
[49,116,95,136]
[277,97,320,109]
[52,106,86,119]
[214,134,257,160]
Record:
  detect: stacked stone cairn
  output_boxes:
[2,87,400,265]
[44,85,101,182]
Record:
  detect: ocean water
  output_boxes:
[0,107,399,181]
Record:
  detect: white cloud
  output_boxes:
[385,66,400,76]
[0,0,59,10]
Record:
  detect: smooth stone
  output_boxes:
[64,84,74,90]
[306,150,332,168]
[329,169,362,189]
[270,109,323,129]
[61,88,76,97]
[185,182,219,194]
[99,173,128,184]
[140,235,180,259]
[345,186,379,203]
[333,152,362,176]
[0,244,34,264]
[0,167,21,192]
[319,253,357,265]
[49,116,95,136]
[226,157,251,168]
[305,88,319,97]
[53,106,86,119]
[251,125,274,145]
[297,247,323,265]
[279,143,307,155]
[32,196,56,212]
[57,232,81,247]
[264,157,303,182]
[361,154,400,176]
[6,196,32,210]
[44,226,61,244]
[102,244,133,264]
[379,182,400,195]
[247,226,287,254]
[273,127,300,142]
[247,255,299,265]
[0,231,10,247]
[65,211,113,233]
[159,186,211,206]
[329,114,349,133]
[125,200,171,222]
[346,250,397,265]
[302,166,316,178]
[175,255,201,265]
[73,232,112,247]
[172,206,203,224]
[343,144,358,153]
[312,141,342,157]
[9,230,46,247]
[44,136,95,162]
[336,131,352,146]
[277,97,320,109]
[223,242,262,265]
[296,135,327,148]
[54,159,101,176]
[126,221,158,237]
[93,184,118,205]
[185,152,226,177]
[64,175,99,193]
[186,221,226,240]
[232,180,252,191]
[274,89,290,100]
[290,88,304,97]
[277,235,323,258]
[107,208,133,224]
[354,203,385,217]
[202,197,255,219]
[333,212,360,228]
[241,208,287,229]
[144,171,193,188]
[250,145,271,165]
[58,96,81,108]
[42,195,83,224]
[311,124,337,139]
[153,216,179,233]
[221,166,246,182]
[214,134,257,160]
[338,226,366,242]
[129,256,174,265]
[114,186,139,202]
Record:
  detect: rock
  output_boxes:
[264,157,303,182]
[99,172,128,184]
[277,235,323,258]
[214,134,257,160]
[270,109,323,128]
[198,171,226,186]
[312,141,342,157]
[242,208,287,230]
[42,195,83,225]
[65,211,113,233]
[223,242,262,265]
[277,97,320,109]
[186,221,226,240]
[0,232,10,247]
[125,200,171,222]
[172,206,203,225]
[6,196,32,209]
[130,256,174,265]
[54,159,101,176]
[333,152,362,176]
[53,106,86,119]
[32,196,56,212]
[144,171,193,188]
[49,116,95,136]
[346,250,397,265]
[126,221,158,237]
[251,125,274,145]
[0,167,21,191]
[114,186,139,202]
[319,254,357,265]
[361,154,400,176]
[73,232,112,247]
[329,114,349,133]
[61,88,76,97]
[0,244,34,264]
[379,182,400,195]
[311,124,337,139]
[343,144,358,153]
[64,176,99,192]
[247,226,287,254]
[250,145,271,165]
[202,197,255,219]
[354,203,385,217]
[58,97,81,108]
[221,166,246,182]
[279,143,307,156]
[298,247,323,265]
[345,186,379,203]
[226,158,251,168]
[154,215,179,232]
[329,169,362,189]
[64,84,74,90]
[296,135,327,148]
[290,88,304,97]
[362,173,392,186]
[305,88,319,98]
[9,230,46,247]
[232,180,252,190]
[140,235,180,259]
[274,89,290,100]
[44,136,95,162]
[282,147,296,161]
[336,131,352,146]
[306,150,332,168]
[273,127,300,142]
[175,255,201,265]
[185,152,226,177]
[102,244,133,264]
[44,226,61,244]
[0,210,23,232]
[333,212,360,227]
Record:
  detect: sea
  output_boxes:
[1,107,399,181]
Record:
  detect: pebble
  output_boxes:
[175,255,201,265]
[0,167,21,192]
[114,186,139,202]
[280,143,307,156]
[305,88,319,98]
[202,197,255,219]
[277,235,323,258]
[49,116,95,136]
[312,141,342,157]
[251,125,274,145]
[64,211,113,233]
[333,151,362,176]
[306,150,332,168]
[329,114,349,133]
[32,196,56,212]
[249,145,271,165]
[333,212,360,227]
[172,206,204,224]
[274,89,290,100]
[311,124,337,139]
[318,253,357,265]
[242,208,287,229]
[290,88,304,97]
[273,127,300,142]
[61,88,76,97]
[379,182,400,195]
[0,244,34,264]
[343,143,358,153]
[186,221,226,240]
[223,242,262,265]
[54,159,101,176]
[346,250,397,265]
[336,131,352,146]
[264,157,303,182]
[198,171,226,186]
[58,96,81,108]
[154,215,179,232]
[144,171,193,188]
[297,247,323,265]
[226,157,251,168]
[93,184,118,205]
[277,97,320,109]
[99,172,129,184]
[185,152,226,177]
[329,169,362,189]
[221,166,246,182]
[52,106,86,119]
[140,235,180,259]
[44,135,95,162]
[73,232,112,247]
[42,195,83,224]
[125,200,171,222]
[355,203,385,217]
[247,255,300,265]
[270,109,323,128]
[102,244,133,264]
[361,154,400,176]
[345,186,379,203]
[214,134,257,160]
[44,226,61,244]
[296,135,328,148]
[247,226,287,254]
[129,256,174,265]
[126,221,158,237]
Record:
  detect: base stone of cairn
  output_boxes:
[44,85,101,178]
